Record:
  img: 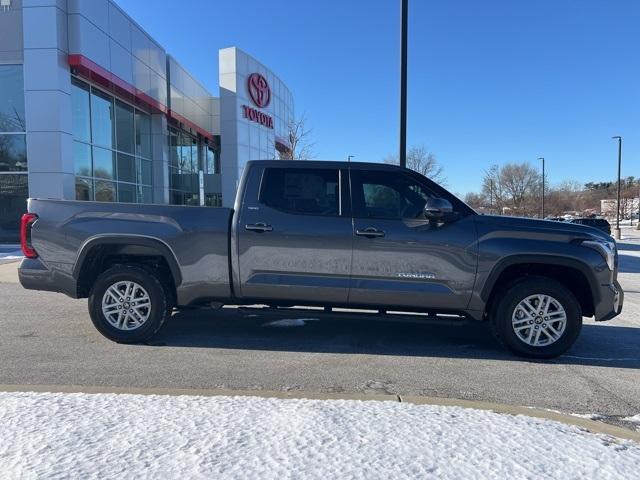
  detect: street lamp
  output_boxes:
[612,136,622,239]
[399,0,408,168]
[538,157,545,219]
[347,155,355,162]
[636,183,640,230]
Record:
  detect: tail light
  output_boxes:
[20,213,38,259]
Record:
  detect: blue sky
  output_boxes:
[118,0,639,195]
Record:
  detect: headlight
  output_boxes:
[582,239,616,271]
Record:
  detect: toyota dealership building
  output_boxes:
[0,0,294,241]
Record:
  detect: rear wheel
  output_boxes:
[490,277,582,359]
[88,265,171,343]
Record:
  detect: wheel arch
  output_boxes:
[73,235,182,298]
[481,255,599,318]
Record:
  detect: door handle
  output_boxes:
[356,227,385,238]
[245,222,273,232]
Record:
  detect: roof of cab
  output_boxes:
[245,160,408,171]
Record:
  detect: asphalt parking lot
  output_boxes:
[1,228,639,430]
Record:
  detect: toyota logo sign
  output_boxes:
[247,73,271,108]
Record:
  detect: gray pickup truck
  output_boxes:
[19,160,623,358]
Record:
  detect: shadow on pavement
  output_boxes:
[149,308,640,369]
[619,254,640,273]
[618,241,640,252]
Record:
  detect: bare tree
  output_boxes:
[279,114,315,160]
[466,172,639,219]
[481,163,541,216]
[463,192,485,211]
[384,145,446,184]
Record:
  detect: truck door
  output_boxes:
[236,164,353,304]
[348,167,478,311]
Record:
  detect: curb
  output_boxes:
[1,384,638,442]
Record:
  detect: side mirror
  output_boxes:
[424,197,453,220]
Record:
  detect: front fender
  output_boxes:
[478,254,600,305]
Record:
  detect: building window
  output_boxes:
[0,65,26,132]
[206,145,220,174]
[168,127,200,206]
[71,79,91,142]
[204,194,222,207]
[72,77,153,204]
[0,65,27,242]
[0,134,27,172]
[115,100,134,154]
[0,174,28,243]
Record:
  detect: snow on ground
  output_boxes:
[1,392,639,479]
[263,318,320,327]
[570,413,605,421]
[623,415,640,424]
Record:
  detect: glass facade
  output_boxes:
[71,77,153,204]
[168,127,200,205]
[206,144,220,174]
[0,65,27,243]
[167,129,222,206]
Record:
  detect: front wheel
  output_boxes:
[490,277,582,359]
[88,265,171,343]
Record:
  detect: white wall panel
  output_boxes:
[67,0,109,33]
[109,39,133,84]
[108,2,132,52]
[68,14,110,70]
[218,47,294,206]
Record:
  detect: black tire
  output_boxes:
[88,264,171,343]
[489,277,582,359]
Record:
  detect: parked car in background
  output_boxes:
[570,218,611,235]
[18,160,623,358]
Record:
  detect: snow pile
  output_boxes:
[0,392,639,479]
[0,249,21,260]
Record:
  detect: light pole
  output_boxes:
[538,157,545,219]
[399,0,408,168]
[637,183,640,230]
[612,136,622,239]
[347,155,355,162]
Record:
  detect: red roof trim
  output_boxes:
[69,54,168,114]
[69,54,215,140]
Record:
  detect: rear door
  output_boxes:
[348,167,478,311]
[236,164,353,304]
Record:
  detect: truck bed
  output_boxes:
[22,199,233,305]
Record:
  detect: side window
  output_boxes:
[353,170,435,219]
[259,168,340,216]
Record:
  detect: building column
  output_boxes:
[151,112,169,204]
[22,0,75,200]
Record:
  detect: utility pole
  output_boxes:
[538,157,545,219]
[612,136,622,239]
[399,0,408,168]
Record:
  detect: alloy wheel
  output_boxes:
[511,294,567,347]
[101,281,151,331]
